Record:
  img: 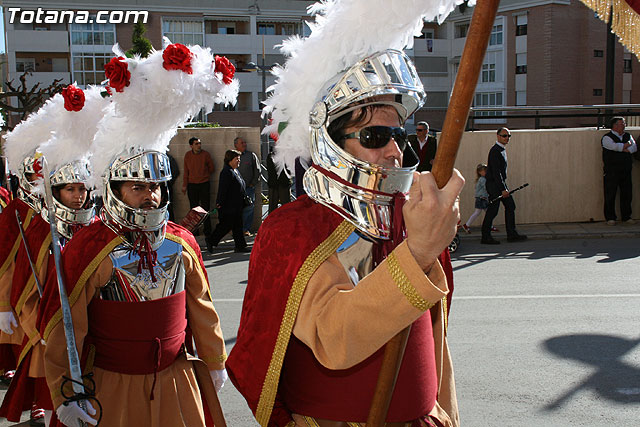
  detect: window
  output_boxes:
[593,89,603,96]
[72,52,110,85]
[516,53,527,74]
[482,63,496,82]
[474,91,503,116]
[16,58,35,72]
[280,23,296,35]
[455,22,469,38]
[413,56,448,74]
[624,59,632,73]
[489,24,503,46]
[516,15,527,36]
[163,19,203,45]
[416,29,434,39]
[217,22,236,34]
[594,50,604,57]
[70,21,115,46]
[516,91,526,106]
[258,23,275,35]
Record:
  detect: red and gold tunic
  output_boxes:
[227,195,458,427]
[39,220,226,427]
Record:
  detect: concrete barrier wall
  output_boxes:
[454,127,640,225]
[167,126,640,229]
[168,127,262,231]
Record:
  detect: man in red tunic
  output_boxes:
[227,2,464,426]
[37,41,239,427]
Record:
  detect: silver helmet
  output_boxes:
[303,49,426,240]
[44,160,95,239]
[16,156,43,212]
[101,150,172,251]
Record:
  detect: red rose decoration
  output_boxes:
[214,55,235,85]
[104,56,130,93]
[162,43,193,74]
[62,85,85,112]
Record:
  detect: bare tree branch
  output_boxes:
[1,71,65,129]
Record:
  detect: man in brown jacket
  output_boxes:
[182,137,215,235]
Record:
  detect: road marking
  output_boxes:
[455,294,640,300]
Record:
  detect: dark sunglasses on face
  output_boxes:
[341,126,408,151]
[499,134,511,139]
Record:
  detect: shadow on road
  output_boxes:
[542,333,640,410]
[451,239,640,272]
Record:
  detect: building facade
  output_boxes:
[2,0,639,130]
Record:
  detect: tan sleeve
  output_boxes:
[293,240,448,370]
[44,257,112,409]
[0,261,15,312]
[184,252,226,370]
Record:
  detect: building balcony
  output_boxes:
[205,33,290,55]
[7,30,69,53]
[413,38,450,56]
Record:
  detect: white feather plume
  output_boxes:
[263,0,470,172]
[4,85,110,175]
[87,40,239,190]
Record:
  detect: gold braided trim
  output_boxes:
[0,199,6,209]
[442,295,448,334]
[387,251,435,312]
[0,301,11,307]
[255,220,355,426]
[0,209,34,278]
[579,0,640,58]
[16,233,52,316]
[302,416,321,427]
[42,235,123,341]
[165,233,213,302]
[201,353,228,364]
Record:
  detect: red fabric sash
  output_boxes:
[626,0,640,14]
[86,291,187,375]
[280,311,437,422]
[0,186,11,209]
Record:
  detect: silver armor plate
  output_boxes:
[336,230,374,286]
[101,238,185,301]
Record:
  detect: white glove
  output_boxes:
[210,368,228,393]
[56,401,97,427]
[0,312,18,335]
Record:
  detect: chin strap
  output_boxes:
[372,192,406,266]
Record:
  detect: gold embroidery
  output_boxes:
[42,235,124,341]
[255,220,355,426]
[387,251,435,312]
[202,353,228,364]
[0,301,11,307]
[0,209,34,278]
[442,295,448,334]
[303,416,320,427]
[16,233,52,316]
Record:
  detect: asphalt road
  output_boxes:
[2,237,639,426]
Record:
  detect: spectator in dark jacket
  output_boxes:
[206,150,249,253]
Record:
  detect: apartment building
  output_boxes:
[3,0,639,130]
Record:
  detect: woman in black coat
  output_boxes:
[206,150,249,252]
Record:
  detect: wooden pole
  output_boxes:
[366,1,500,425]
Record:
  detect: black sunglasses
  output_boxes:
[499,134,511,139]
[341,126,408,151]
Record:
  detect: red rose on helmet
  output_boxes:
[62,85,85,112]
[214,55,235,85]
[162,43,193,74]
[104,56,130,93]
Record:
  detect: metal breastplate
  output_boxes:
[101,238,185,301]
[336,230,375,286]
